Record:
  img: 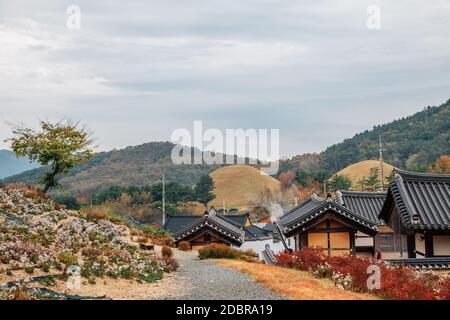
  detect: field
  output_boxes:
[217,259,378,300]
[195,165,297,212]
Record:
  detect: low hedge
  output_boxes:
[198,243,257,262]
[276,248,450,300]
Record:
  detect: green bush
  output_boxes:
[24,266,34,274]
[57,252,78,275]
[198,244,258,261]
[198,244,238,260]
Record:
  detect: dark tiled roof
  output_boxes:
[218,212,249,227]
[337,190,387,225]
[279,194,378,234]
[279,195,325,227]
[163,215,200,234]
[243,225,272,241]
[380,170,450,230]
[164,213,245,243]
[262,222,277,233]
[260,222,283,241]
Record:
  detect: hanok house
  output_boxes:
[379,170,450,260]
[164,210,246,249]
[336,190,395,257]
[164,209,286,258]
[279,194,378,257]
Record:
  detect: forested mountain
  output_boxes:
[320,99,450,172]
[0,150,39,179]
[1,142,216,195]
[3,99,449,196]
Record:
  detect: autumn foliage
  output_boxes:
[279,171,296,191]
[428,155,450,174]
[276,248,450,300]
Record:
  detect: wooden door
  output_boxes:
[307,219,351,256]
[329,232,350,256]
[308,233,328,250]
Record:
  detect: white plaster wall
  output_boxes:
[235,237,295,260]
[433,235,450,256]
[355,237,374,247]
[355,232,374,247]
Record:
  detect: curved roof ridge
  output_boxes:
[279,197,378,235]
[395,169,450,181]
[279,196,327,224]
[172,214,245,242]
[393,172,420,220]
[281,194,326,219]
[339,190,387,196]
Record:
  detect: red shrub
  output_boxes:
[377,266,436,300]
[276,249,449,300]
[276,252,297,269]
[276,247,325,271]
[328,255,373,292]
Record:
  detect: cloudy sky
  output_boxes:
[0,0,449,157]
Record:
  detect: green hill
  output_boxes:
[1,141,216,195]
[3,99,449,196]
[320,99,450,172]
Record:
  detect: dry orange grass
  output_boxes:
[193,165,296,213]
[217,259,379,300]
[335,160,395,189]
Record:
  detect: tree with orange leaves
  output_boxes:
[427,155,450,174]
[279,170,296,191]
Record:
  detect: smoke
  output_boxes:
[268,201,284,221]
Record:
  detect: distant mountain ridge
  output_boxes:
[1,141,216,195]
[0,150,39,179]
[320,99,450,172]
[2,99,449,195]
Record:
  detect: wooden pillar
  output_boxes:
[326,219,331,257]
[407,233,416,258]
[372,234,376,257]
[424,233,434,257]
[350,231,356,254]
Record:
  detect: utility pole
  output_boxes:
[162,168,166,226]
[223,199,226,215]
[379,135,385,191]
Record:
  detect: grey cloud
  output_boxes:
[0,0,449,156]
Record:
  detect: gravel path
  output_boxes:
[163,250,286,300]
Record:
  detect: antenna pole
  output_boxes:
[162,168,166,226]
[379,135,385,191]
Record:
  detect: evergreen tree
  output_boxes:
[327,174,352,193]
[193,175,216,210]
[364,168,382,192]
